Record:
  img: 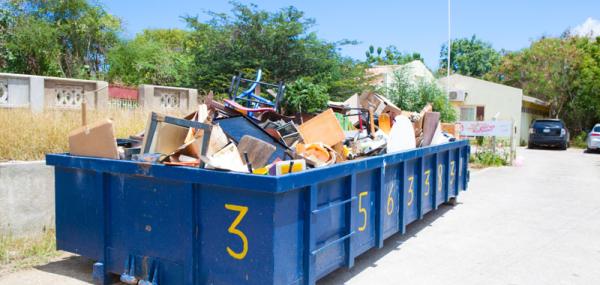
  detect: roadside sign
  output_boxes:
[457,121,512,137]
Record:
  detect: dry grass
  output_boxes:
[0,230,59,275]
[0,108,149,161]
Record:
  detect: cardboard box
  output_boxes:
[68,119,119,159]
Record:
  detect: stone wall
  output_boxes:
[138,84,198,113]
[0,72,109,112]
[0,161,55,238]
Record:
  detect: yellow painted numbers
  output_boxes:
[438,164,443,192]
[407,176,414,206]
[424,170,431,196]
[450,161,455,185]
[386,188,394,216]
[224,204,249,260]
[358,192,368,232]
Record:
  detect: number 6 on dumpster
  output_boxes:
[224,204,248,260]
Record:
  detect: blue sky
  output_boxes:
[101,0,600,70]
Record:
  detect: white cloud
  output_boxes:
[572,17,600,38]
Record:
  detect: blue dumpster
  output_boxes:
[46,140,470,285]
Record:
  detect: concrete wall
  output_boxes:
[0,72,108,112]
[0,161,55,238]
[439,74,523,144]
[138,84,198,113]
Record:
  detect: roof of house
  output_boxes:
[438,74,524,93]
[522,95,549,106]
[366,60,434,84]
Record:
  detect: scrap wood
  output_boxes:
[68,118,119,159]
[215,115,290,163]
[421,112,441,147]
[298,109,345,146]
[201,143,248,173]
[237,135,276,168]
[441,123,459,138]
[358,92,402,117]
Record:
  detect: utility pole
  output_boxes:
[447,0,451,97]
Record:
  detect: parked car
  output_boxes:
[528,119,570,150]
[587,123,600,152]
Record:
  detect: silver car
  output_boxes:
[587,124,600,151]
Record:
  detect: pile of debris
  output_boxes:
[67,78,458,176]
[67,93,457,176]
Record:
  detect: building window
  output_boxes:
[460,106,476,121]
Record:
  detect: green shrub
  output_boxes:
[572,132,588,149]
[383,68,457,122]
[281,78,329,115]
[470,151,508,167]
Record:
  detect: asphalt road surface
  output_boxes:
[1,147,599,285]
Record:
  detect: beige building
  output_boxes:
[367,60,436,88]
[438,74,549,144]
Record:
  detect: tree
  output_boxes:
[439,35,501,77]
[485,36,600,133]
[107,29,193,86]
[365,45,423,66]
[485,38,581,119]
[384,67,457,123]
[183,3,367,99]
[281,78,329,114]
[1,0,121,78]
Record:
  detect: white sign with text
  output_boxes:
[457,121,512,137]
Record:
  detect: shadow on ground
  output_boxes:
[317,203,456,284]
[35,255,94,283]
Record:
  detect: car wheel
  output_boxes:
[528,142,535,149]
[560,142,567,150]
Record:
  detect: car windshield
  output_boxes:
[594,126,600,132]
[533,120,563,128]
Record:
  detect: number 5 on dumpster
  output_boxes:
[225,204,248,260]
[358,192,368,232]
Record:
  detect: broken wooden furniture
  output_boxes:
[142,112,213,168]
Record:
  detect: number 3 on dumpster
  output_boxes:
[225,204,248,260]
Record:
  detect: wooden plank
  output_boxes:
[298,109,345,147]
[237,135,276,168]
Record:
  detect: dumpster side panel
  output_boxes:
[434,151,447,207]
[382,162,402,239]
[273,188,304,285]
[54,167,103,260]
[351,170,378,256]
[313,176,350,279]
[420,154,435,215]
[197,185,276,285]
[403,159,419,225]
[104,175,193,284]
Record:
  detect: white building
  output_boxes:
[438,74,550,144]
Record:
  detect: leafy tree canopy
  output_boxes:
[107,29,193,86]
[439,35,501,78]
[0,0,121,78]
[365,45,423,66]
[183,2,367,99]
[485,36,600,132]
